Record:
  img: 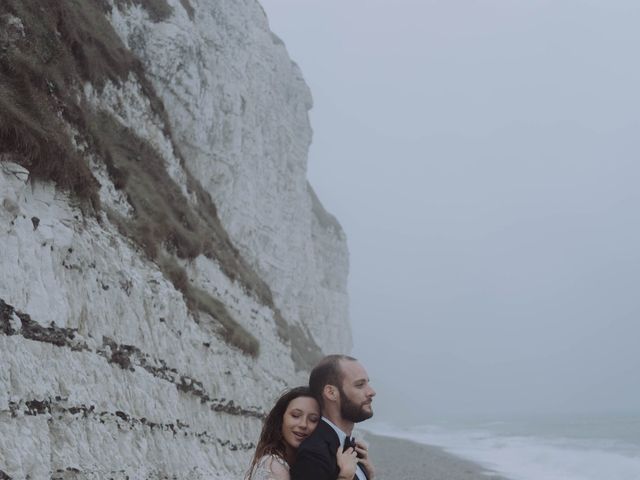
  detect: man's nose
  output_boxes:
[367,386,376,398]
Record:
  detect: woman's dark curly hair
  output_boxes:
[245,386,317,479]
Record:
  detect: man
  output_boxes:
[291,354,376,480]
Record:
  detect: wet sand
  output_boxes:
[361,431,511,480]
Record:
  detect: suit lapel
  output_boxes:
[319,420,368,480]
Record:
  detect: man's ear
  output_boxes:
[323,384,338,403]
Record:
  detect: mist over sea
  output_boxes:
[366,413,640,480]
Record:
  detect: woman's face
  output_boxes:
[281,396,320,450]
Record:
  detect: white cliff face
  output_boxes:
[0,0,349,478]
[0,161,292,479]
[108,0,351,353]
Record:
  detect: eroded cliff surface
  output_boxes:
[0,1,349,478]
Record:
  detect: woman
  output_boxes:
[246,386,373,480]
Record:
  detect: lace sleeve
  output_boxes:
[250,455,290,480]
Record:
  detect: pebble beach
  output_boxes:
[363,431,511,480]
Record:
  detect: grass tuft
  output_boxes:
[158,256,260,356]
[179,0,195,21]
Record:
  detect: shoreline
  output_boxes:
[360,431,512,480]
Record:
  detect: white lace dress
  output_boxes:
[249,454,290,480]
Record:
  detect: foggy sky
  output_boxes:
[260,0,640,424]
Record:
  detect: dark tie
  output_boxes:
[344,436,366,479]
[343,436,356,451]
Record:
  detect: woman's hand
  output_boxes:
[355,440,375,480]
[336,445,358,480]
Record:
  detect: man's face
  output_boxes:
[337,360,376,423]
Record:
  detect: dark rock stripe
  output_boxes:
[0,299,87,350]
[50,467,211,480]
[0,299,264,419]
[5,398,255,451]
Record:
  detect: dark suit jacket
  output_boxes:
[290,420,368,480]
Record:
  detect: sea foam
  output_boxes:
[366,418,640,480]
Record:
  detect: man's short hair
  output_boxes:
[309,354,357,407]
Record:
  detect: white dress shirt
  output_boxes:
[321,417,366,480]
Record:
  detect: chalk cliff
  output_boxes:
[0,1,349,478]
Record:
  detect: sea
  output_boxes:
[366,413,640,480]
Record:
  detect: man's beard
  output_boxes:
[338,387,373,423]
